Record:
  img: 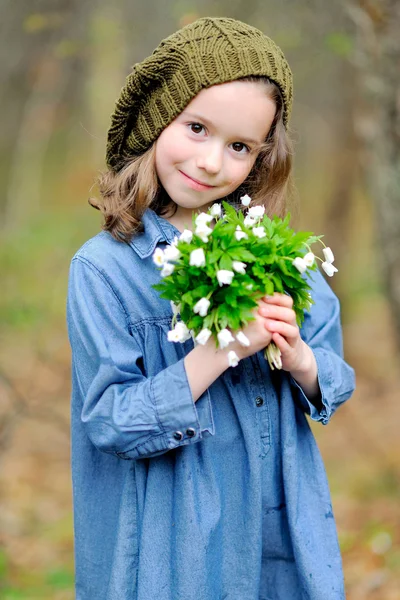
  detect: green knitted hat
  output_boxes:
[106,17,293,171]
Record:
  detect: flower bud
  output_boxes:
[236,331,250,347]
[193,297,211,317]
[322,247,335,263]
[228,351,240,367]
[240,194,252,207]
[195,328,212,345]
[217,328,235,349]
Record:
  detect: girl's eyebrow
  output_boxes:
[183,111,261,145]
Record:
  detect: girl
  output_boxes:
[67,17,355,600]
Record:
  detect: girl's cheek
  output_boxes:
[227,159,254,188]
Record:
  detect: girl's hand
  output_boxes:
[257,293,314,375]
[229,303,273,360]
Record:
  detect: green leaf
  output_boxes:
[181,291,193,304]
[228,248,257,262]
[219,254,233,271]
[208,249,223,264]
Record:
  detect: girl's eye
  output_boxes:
[189,123,205,135]
[231,142,250,154]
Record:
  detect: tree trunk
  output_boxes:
[350,0,400,350]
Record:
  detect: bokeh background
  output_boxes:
[1,1,399,598]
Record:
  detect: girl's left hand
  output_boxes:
[257,293,313,375]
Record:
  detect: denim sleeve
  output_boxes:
[290,269,356,425]
[67,257,215,460]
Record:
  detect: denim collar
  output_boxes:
[129,208,181,259]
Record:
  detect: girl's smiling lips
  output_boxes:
[179,170,216,190]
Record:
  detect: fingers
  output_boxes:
[262,293,293,309]
[264,319,298,341]
[258,302,296,326]
[270,332,292,354]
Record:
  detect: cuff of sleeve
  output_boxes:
[152,357,215,449]
[290,348,334,425]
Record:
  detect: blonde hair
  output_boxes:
[90,77,294,242]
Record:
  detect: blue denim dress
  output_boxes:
[67,208,355,600]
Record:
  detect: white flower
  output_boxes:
[195,222,213,242]
[175,321,192,342]
[244,215,257,227]
[168,322,190,342]
[171,235,179,247]
[235,226,248,241]
[168,321,192,343]
[161,263,175,277]
[292,257,307,274]
[152,248,165,266]
[190,248,206,267]
[217,270,235,286]
[217,328,235,349]
[303,252,315,267]
[179,229,193,243]
[253,226,266,239]
[236,331,250,347]
[195,328,212,345]
[246,284,253,290]
[193,297,210,317]
[170,301,181,315]
[195,212,214,226]
[322,261,338,277]
[163,244,181,262]
[322,247,335,263]
[232,261,247,274]
[167,328,181,342]
[228,351,240,367]
[248,205,265,219]
[240,194,252,207]
[210,203,222,217]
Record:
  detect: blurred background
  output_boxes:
[1,1,399,598]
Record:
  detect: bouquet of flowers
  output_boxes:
[152,196,338,370]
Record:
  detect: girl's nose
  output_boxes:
[196,143,223,174]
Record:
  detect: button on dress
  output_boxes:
[67,208,355,600]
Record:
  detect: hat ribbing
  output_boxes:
[106,17,293,171]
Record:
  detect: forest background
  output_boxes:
[0,0,399,598]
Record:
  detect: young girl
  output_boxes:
[67,17,355,600]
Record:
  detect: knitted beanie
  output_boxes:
[106,17,293,171]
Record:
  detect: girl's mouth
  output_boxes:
[179,171,216,191]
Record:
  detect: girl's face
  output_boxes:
[155,80,276,227]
